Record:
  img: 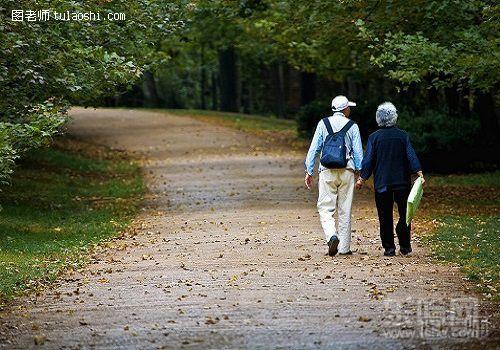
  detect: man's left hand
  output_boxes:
[305,173,313,190]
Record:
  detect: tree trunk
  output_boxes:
[460,87,471,119]
[346,76,357,99]
[218,47,238,112]
[247,82,254,114]
[200,46,207,110]
[142,71,160,107]
[474,90,499,145]
[275,60,285,118]
[427,87,439,108]
[300,72,316,106]
[211,72,218,110]
[445,86,460,117]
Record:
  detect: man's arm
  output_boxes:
[304,121,324,189]
[304,122,324,176]
[350,124,363,171]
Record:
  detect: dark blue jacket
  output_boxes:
[360,127,421,192]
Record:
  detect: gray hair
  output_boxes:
[376,102,398,127]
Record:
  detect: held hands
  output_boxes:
[355,177,365,190]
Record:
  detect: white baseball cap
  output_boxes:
[331,95,356,112]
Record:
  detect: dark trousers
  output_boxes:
[374,188,411,251]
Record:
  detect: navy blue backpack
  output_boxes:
[320,117,355,169]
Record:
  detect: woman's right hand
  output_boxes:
[417,171,425,185]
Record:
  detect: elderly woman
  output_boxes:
[356,102,425,256]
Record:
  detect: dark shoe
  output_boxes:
[400,247,413,256]
[328,236,339,256]
[384,248,396,256]
[338,251,353,256]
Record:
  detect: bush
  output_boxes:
[0,102,68,188]
[0,134,17,187]
[398,107,484,172]
[398,107,480,154]
[295,100,332,138]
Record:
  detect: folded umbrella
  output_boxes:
[406,177,424,225]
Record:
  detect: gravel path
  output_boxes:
[0,108,497,349]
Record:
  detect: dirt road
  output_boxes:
[0,108,497,349]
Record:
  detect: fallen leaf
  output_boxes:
[358,316,372,322]
[34,335,46,345]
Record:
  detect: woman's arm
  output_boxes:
[356,136,374,189]
[406,135,425,184]
[360,137,374,180]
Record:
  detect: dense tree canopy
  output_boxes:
[118,0,497,171]
[358,1,499,91]
[1,0,499,181]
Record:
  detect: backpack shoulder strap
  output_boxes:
[337,119,355,136]
[322,117,334,135]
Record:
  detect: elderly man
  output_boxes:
[357,102,425,256]
[304,96,363,256]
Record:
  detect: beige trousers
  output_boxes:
[317,169,355,253]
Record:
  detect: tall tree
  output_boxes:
[218,46,239,112]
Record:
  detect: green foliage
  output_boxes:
[398,107,480,154]
[0,141,144,303]
[2,0,498,177]
[0,102,68,187]
[0,0,184,185]
[0,137,16,187]
[356,1,500,92]
[238,1,374,76]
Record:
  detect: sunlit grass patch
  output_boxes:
[0,139,144,305]
[431,171,500,188]
[165,109,298,134]
[426,215,500,301]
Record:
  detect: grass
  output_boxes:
[0,138,144,306]
[424,172,500,301]
[164,109,298,135]
[425,215,500,301]
[431,171,500,187]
